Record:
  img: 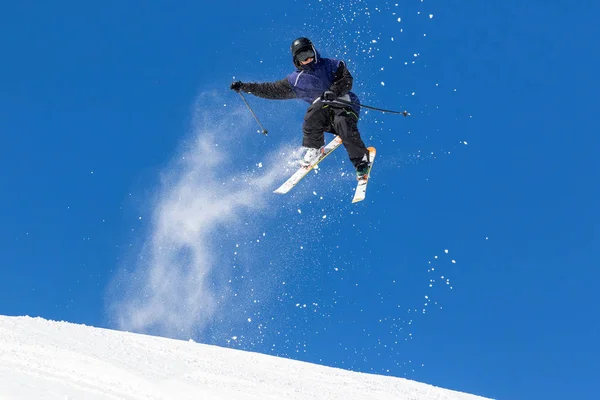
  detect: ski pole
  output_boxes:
[237,92,268,135]
[331,98,410,116]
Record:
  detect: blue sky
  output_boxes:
[1,1,598,399]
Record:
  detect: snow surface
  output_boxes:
[0,316,490,400]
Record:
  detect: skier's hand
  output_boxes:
[230,81,244,92]
[321,91,336,101]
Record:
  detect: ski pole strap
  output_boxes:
[331,98,410,116]
[238,92,268,135]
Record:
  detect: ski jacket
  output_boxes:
[239,55,361,114]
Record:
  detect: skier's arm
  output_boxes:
[239,79,296,100]
[329,61,353,97]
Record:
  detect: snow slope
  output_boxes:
[0,316,490,400]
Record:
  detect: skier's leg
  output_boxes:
[332,108,369,168]
[302,102,331,149]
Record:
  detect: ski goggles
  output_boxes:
[295,48,315,62]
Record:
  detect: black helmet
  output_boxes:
[291,37,316,67]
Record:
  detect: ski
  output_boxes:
[352,147,376,203]
[273,136,343,194]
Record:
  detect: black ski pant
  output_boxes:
[302,100,368,168]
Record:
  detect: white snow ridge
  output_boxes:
[0,316,491,400]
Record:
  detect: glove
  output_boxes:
[230,81,244,92]
[321,90,337,101]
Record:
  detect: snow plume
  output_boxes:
[109,93,290,339]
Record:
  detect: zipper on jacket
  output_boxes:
[293,70,304,87]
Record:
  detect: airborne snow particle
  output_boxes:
[452,260,456,264]
[397,17,402,22]
[322,215,327,219]
[247,318,252,323]
[297,209,302,214]
[381,82,385,86]
[429,14,434,19]
[257,162,263,168]
[444,249,449,254]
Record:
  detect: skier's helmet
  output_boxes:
[291,37,316,67]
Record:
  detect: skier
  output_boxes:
[230,37,372,179]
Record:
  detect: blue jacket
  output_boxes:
[287,54,360,113]
[239,52,361,115]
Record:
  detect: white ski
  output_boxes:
[352,147,376,203]
[274,136,343,194]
